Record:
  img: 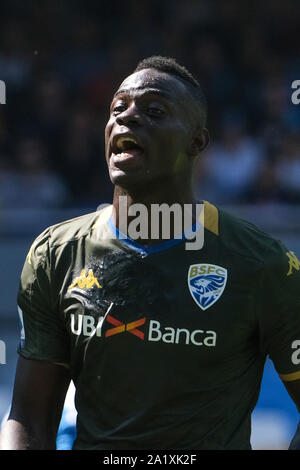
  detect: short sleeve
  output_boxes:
[258,240,300,382]
[17,228,70,364]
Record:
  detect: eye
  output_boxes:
[112,103,127,115]
[147,106,165,117]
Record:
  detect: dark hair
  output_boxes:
[134,55,207,126]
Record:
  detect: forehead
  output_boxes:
[114,68,192,103]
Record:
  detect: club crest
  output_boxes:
[188,264,227,311]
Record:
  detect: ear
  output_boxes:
[188,127,210,158]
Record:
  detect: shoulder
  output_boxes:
[211,202,289,267]
[47,210,100,246]
[27,205,113,266]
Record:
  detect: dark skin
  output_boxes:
[0,68,299,449]
[105,69,209,242]
[0,358,70,449]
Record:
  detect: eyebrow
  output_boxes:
[113,87,172,100]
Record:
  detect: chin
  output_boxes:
[113,176,160,200]
[110,170,144,191]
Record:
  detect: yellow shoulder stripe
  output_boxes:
[279,370,300,382]
[202,201,219,236]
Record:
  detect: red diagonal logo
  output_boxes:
[105,315,146,340]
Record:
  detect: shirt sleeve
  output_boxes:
[258,240,300,382]
[17,228,70,364]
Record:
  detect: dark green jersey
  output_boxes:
[17,201,300,450]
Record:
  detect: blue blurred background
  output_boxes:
[0,0,300,449]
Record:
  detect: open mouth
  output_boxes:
[111,135,144,159]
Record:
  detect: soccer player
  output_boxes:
[1,56,300,450]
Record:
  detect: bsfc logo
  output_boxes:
[187,264,227,311]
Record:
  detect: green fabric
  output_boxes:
[17,204,300,450]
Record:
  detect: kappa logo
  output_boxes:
[188,264,227,311]
[286,251,300,276]
[68,269,102,290]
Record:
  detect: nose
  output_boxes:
[116,102,141,126]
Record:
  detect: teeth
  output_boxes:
[116,136,138,151]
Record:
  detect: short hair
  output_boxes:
[134,56,207,126]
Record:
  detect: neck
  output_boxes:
[111,180,199,245]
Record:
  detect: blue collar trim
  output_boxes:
[107,217,201,255]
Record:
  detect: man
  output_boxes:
[1,56,300,450]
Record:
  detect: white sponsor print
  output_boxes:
[70,313,217,348]
[148,320,217,347]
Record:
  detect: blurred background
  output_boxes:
[0,0,300,450]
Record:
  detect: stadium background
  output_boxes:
[0,0,300,449]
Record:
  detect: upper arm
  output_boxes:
[259,245,300,381]
[7,356,70,447]
[4,231,72,448]
[18,232,70,365]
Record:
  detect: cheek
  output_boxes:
[155,128,190,170]
[156,125,188,155]
[105,121,111,138]
[104,121,113,153]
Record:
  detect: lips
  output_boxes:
[110,132,145,169]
